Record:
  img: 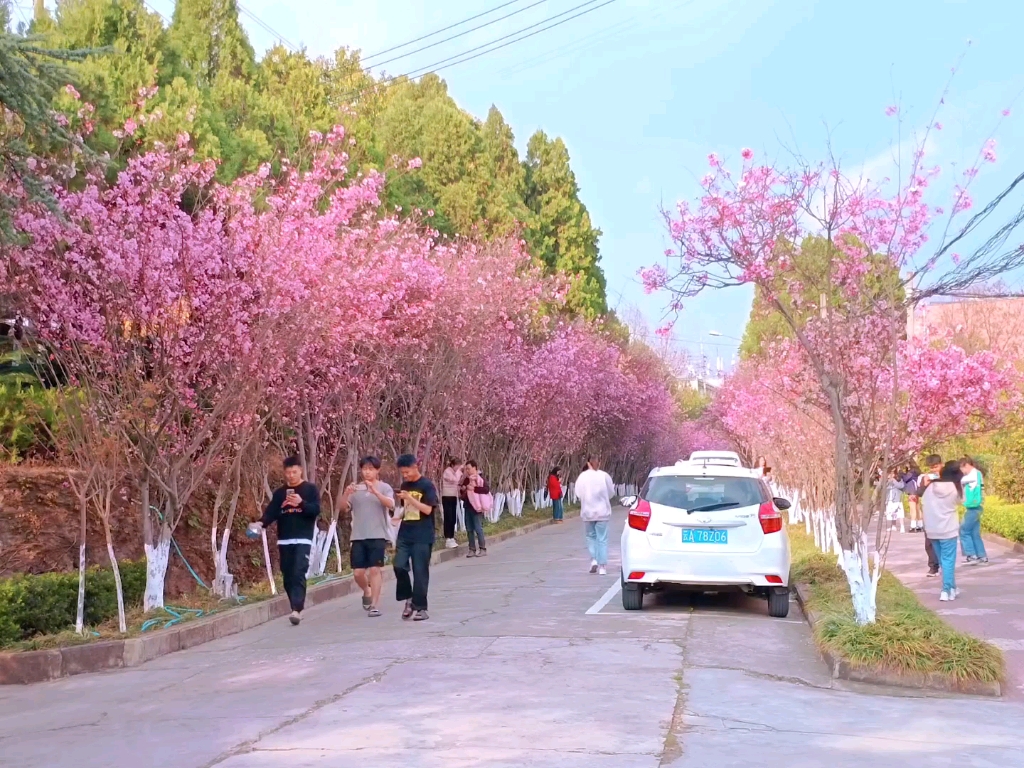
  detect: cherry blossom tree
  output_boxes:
[648,137,1024,622]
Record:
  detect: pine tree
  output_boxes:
[524,130,606,318]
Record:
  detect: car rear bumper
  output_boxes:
[621,529,790,588]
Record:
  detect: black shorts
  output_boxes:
[351,538,387,570]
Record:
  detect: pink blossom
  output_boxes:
[1002,108,1011,117]
[707,152,721,168]
[982,139,997,163]
[64,84,81,100]
[885,105,898,117]
[123,118,138,136]
[407,157,423,170]
[741,148,754,161]
[934,122,943,130]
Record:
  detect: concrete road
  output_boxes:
[2,513,1024,767]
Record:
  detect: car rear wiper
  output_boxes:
[686,502,740,514]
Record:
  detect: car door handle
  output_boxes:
[663,521,745,529]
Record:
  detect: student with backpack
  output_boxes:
[460,460,492,557]
[959,456,989,565]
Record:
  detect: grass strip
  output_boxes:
[790,525,1004,685]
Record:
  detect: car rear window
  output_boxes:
[641,475,764,511]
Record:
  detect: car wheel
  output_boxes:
[768,587,790,618]
[622,583,644,611]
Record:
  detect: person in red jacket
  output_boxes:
[548,467,564,523]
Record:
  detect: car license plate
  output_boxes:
[683,529,728,544]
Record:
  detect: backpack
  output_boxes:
[468,475,494,513]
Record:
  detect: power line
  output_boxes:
[364,0,546,66]
[238,2,298,51]
[391,0,618,82]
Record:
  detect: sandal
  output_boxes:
[402,600,414,620]
[367,607,382,618]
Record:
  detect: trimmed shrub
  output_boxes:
[0,561,146,646]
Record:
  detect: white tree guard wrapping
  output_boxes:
[261,529,277,595]
[490,493,507,523]
[143,536,171,612]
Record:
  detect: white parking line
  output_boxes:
[585,581,622,614]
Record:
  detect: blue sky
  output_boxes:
[33,0,1023,365]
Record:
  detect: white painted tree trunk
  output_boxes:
[314,520,338,576]
[839,532,880,625]
[106,538,127,633]
[75,542,86,635]
[457,498,467,530]
[261,529,277,595]
[212,527,237,599]
[508,489,525,517]
[333,528,343,573]
[491,493,506,523]
[143,529,172,612]
[306,528,324,578]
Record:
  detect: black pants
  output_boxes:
[279,543,311,612]
[925,537,939,572]
[394,540,432,610]
[441,496,458,540]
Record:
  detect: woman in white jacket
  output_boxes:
[920,461,964,602]
[575,457,616,576]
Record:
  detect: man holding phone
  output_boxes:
[394,453,439,621]
[341,456,395,618]
[249,456,321,625]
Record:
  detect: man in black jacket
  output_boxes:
[249,456,321,625]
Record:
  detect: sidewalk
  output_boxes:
[884,525,1024,699]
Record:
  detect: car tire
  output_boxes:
[768,587,790,618]
[622,583,643,611]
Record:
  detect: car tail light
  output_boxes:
[759,501,782,534]
[765,574,783,584]
[628,571,646,580]
[628,499,652,531]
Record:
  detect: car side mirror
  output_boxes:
[619,495,637,508]
[773,497,791,511]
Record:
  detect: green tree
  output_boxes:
[523,130,606,318]
[168,0,254,88]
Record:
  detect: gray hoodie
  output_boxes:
[921,481,962,539]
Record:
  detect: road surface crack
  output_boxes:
[199,660,400,767]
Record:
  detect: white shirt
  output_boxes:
[575,468,616,521]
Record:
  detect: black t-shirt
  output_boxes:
[398,476,439,544]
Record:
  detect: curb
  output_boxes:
[0,510,576,685]
[793,582,1002,697]
[981,531,1024,555]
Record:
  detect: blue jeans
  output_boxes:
[933,537,958,593]
[552,498,564,521]
[960,506,988,559]
[585,520,609,565]
[465,504,486,551]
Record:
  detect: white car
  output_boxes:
[619,462,792,617]
[684,450,743,467]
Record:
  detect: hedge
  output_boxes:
[982,497,1024,544]
[0,561,146,646]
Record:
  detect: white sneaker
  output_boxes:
[589,560,598,574]
[939,591,950,602]
[951,587,961,599]
[445,538,458,549]
[598,566,607,576]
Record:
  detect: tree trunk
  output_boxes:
[75,492,87,634]
[101,516,127,633]
[143,522,172,612]
[261,529,277,595]
[840,531,880,624]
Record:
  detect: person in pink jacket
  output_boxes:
[459,460,489,558]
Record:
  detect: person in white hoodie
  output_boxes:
[919,461,964,602]
[575,457,616,576]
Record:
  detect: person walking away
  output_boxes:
[916,455,943,576]
[441,458,462,550]
[342,456,395,618]
[754,456,768,476]
[959,456,988,565]
[460,460,490,557]
[919,461,964,601]
[394,454,438,621]
[548,467,564,523]
[885,469,906,534]
[901,464,922,532]
[575,457,615,575]
[248,456,321,625]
